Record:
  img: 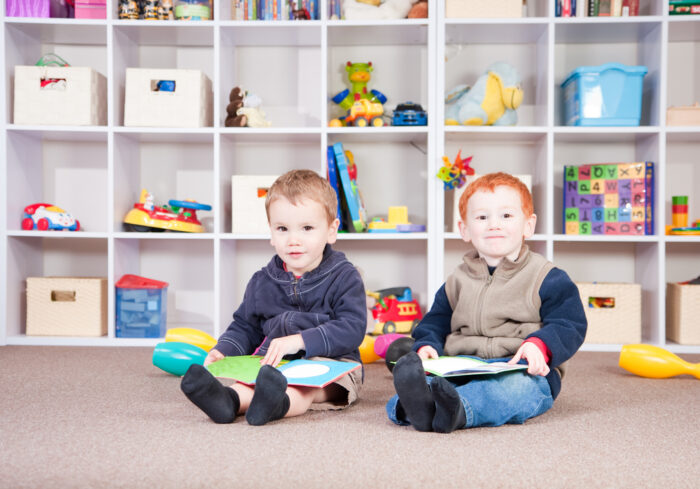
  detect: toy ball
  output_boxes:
[165,327,216,352]
[373,333,407,358]
[153,341,207,376]
[359,335,381,364]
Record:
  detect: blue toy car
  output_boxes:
[392,102,427,126]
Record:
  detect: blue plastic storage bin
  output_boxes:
[115,274,168,338]
[561,62,648,126]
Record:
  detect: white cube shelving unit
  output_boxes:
[1,1,699,353]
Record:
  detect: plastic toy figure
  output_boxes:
[123,189,211,233]
[22,203,80,231]
[330,61,387,127]
[367,287,423,335]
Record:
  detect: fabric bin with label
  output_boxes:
[26,277,107,336]
[14,65,107,125]
[576,282,641,344]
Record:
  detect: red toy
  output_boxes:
[123,189,211,233]
[368,287,423,335]
[22,203,80,231]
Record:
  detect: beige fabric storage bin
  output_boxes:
[14,66,107,125]
[445,0,523,18]
[26,277,107,336]
[124,68,212,127]
[231,175,279,234]
[666,283,700,345]
[577,282,641,344]
[666,103,700,126]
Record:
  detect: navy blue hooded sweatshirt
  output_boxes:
[214,245,367,364]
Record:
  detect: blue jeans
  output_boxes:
[386,358,554,429]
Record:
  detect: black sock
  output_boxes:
[431,376,466,433]
[181,364,240,424]
[385,336,416,373]
[246,365,291,426]
[392,352,434,432]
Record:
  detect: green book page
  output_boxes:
[206,355,288,384]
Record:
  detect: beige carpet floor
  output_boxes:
[1,346,698,488]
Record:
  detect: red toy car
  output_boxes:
[369,287,423,335]
[22,203,80,231]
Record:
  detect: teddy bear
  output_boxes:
[224,87,272,128]
[225,86,247,127]
[444,61,523,126]
[342,0,419,20]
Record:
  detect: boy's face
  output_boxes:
[268,196,339,277]
[458,185,536,267]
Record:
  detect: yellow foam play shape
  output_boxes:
[165,327,217,352]
[619,344,700,380]
[359,335,380,364]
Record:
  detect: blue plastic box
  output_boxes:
[115,274,168,338]
[561,63,648,126]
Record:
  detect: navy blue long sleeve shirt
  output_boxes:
[214,245,367,364]
[412,268,587,399]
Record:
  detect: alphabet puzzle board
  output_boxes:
[563,162,654,235]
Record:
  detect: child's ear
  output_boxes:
[523,213,537,238]
[327,218,340,244]
[458,219,471,242]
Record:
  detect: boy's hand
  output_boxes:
[508,342,550,376]
[261,334,305,367]
[417,345,439,360]
[203,349,224,367]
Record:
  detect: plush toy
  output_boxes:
[225,87,246,127]
[343,0,419,20]
[407,0,427,18]
[444,62,523,126]
[225,86,272,128]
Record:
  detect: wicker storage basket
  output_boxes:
[26,277,107,336]
[666,283,700,345]
[576,282,641,344]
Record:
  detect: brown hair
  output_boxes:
[265,169,338,224]
[459,172,534,221]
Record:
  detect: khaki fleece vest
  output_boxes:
[444,245,553,359]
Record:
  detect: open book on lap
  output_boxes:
[422,356,527,378]
[206,355,361,388]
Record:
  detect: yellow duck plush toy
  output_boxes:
[445,62,523,126]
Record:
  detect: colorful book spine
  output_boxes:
[326,145,343,231]
[563,162,655,236]
[332,142,365,232]
[588,0,600,16]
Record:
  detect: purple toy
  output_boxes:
[6,0,50,17]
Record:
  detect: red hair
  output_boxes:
[459,172,534,221]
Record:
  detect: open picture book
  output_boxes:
[206,355,361,388]
[422,356,528,378]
